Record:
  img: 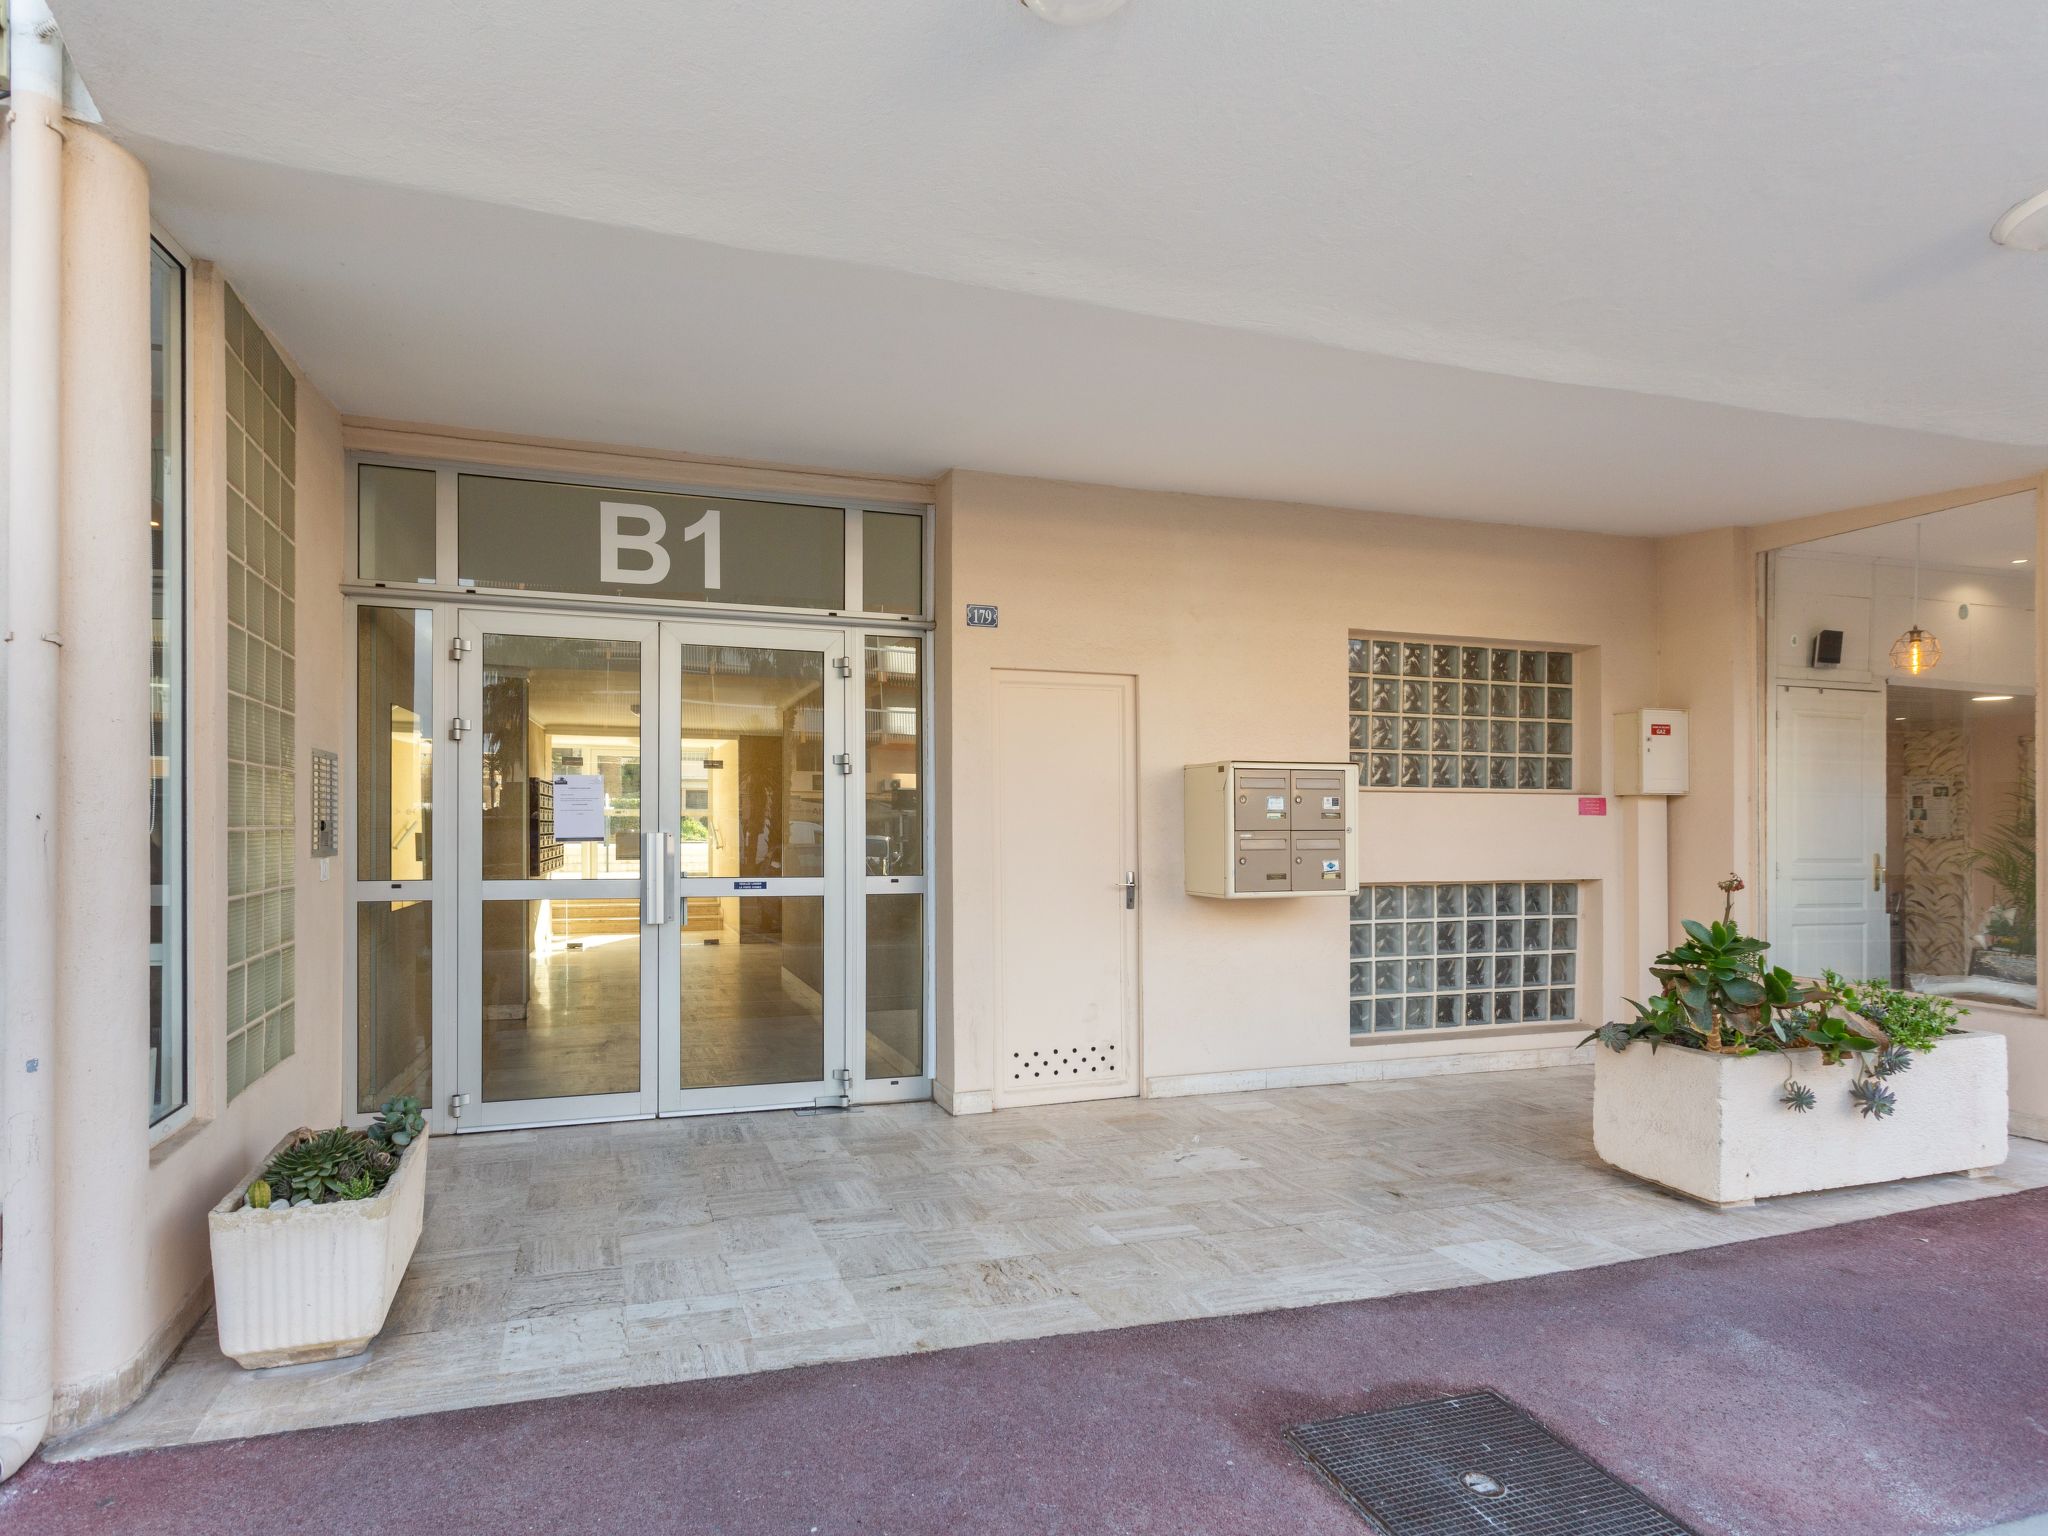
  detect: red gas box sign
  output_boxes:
[1578,797,1607,816]
[1650,723,1673,736]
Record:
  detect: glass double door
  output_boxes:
[455,609,849,1127]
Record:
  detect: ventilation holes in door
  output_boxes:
[1011,1044,1117,1082]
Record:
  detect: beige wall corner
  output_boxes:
[1653,526,1759,932]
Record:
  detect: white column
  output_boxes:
[1,0,68,1480]
[51,124,154,1419]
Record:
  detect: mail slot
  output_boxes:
[1233,832,1293,893]
[1290,769,1348,828]
[1291,832,1346,891]
[1234,770,1292,831]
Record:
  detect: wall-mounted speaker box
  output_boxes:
[1810,628,1845,668]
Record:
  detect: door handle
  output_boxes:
[1873,853,1884,892]
[1123,871,1137,911]
[642,832,672,925]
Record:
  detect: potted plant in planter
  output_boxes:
[1589,878,2007,1208]
[207,1097,430,1368]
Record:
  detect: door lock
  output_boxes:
[1123,871,1137,910]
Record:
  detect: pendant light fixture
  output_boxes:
[1888,523,1941,676]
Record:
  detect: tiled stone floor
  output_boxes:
[53,1064,2048,1459]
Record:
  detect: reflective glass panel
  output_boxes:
[862,510,923,615]
[865,637,922,875]
[679,897,825,1088]
[458,474,844,610]
[678,644,826,880]
[480,633,641,880]
[357,900,432,1111]
[357,464,437,585]
[356,607,433,881]
[866,893,924,1079]
[481,899,640,1102]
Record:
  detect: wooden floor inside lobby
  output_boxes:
[55,1063,2048,1458]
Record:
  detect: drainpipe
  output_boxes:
[0,0,65,1481]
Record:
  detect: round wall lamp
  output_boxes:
[1991,189,2048,251]
[1019,0,1130,24]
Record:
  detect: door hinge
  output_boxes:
[811,1068,853,1111]
[450,636,472,661]
[447,1092,470,1120]
[832,752,853,775]
[833,655,853,678]
[450,716,471,740]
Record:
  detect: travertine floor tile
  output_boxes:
[50,1064,2048,1460]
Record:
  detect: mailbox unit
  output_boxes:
[1184,760,1357,898]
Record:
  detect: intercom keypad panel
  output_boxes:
[1186,760,1358,899]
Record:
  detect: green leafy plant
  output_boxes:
[368,1095,427,1151]
[1586,873,1959,1120]
[259,1126,396,1207]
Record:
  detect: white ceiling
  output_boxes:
[1791,492,2038,569]
[55,1,2048,533]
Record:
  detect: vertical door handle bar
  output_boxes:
[643,832,672,925]
[1124,871,1137,910]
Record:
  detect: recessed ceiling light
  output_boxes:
[2013,558,2030,566]
[1972,694,2015,703]
[1019,0,1130,21]
[1992,189,2048,251]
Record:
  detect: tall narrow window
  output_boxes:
[150,240,188,1125]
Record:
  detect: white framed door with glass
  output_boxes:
[450,609,914,1127]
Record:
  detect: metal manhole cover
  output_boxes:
[1287,1392,1698,1535]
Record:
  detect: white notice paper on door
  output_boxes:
[552,775,606,842]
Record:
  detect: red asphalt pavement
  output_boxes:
[6,1187,2045,1535]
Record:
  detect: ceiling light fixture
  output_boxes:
[1019,0,1130,24]
[1972,695,2015,703]
[1888,524,1941,677]
[1992,189,2048,251]
[2013,558,2031,566]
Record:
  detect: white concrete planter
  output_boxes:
[207,1130,429,1369]
[1592,1031,2007,1207]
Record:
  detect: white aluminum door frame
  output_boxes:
[454,607,662,1129]
[656,618,851,1115]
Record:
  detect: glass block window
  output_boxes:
[1347,637,1574,791]
[1349,882,1581,1034]
[224,286,298,1099]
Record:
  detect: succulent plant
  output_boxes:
[369,1095,427,1151]
[263,1126,394,1206]
[245,1179,272,1210]
[1849,1076,1898,1120]
[1872,1045,1914,1080]
[1780,1081,1817,1114]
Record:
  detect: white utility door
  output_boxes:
[990,671,1139,1107]
[1769,685,1889,980]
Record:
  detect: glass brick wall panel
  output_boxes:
[1348,882,1581,1035]
[224,286,297,1099]
[1347,636,1573,791]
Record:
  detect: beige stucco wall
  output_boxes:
[48,218,349,1430]
[934,470,1665,1105]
